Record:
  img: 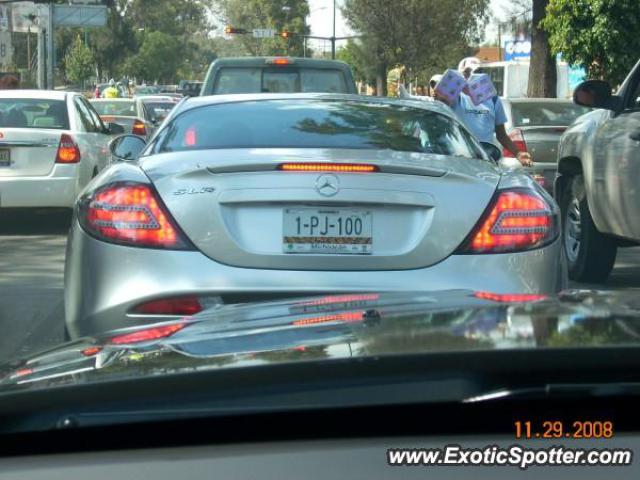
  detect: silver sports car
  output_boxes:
[65,93,567,338]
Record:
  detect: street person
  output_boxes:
[104,79,119,98]
[428,74,443,97]
[434,64,533,167]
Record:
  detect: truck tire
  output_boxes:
[560,174,617,282]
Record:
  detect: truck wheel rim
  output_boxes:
[564,198,582,263]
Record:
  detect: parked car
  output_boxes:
[479,61,571,99]
[556,58,640,282]
[501,98,591,192]
[0,90,123,210]
[90,98,159,141]
[64,93,565,337]
[200,57,358,95]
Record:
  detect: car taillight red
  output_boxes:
[502,128,527,158]
[132,120,147,136]
[79,183,193,250]
[131,296,202,316]
[279,163,378,173]
[292,311,364,326]
[55,133,81,164]
[457,189,558,254]
[109,322,188,345]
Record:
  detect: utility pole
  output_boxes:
[331,0,336,59]
[46,3,53,89]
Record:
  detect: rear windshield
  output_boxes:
[213,67,348,94]
[92,101,136,116]
[0,99,69,129]
[154,99,484,158]
[143,102,175,121]
[511,102,590,127]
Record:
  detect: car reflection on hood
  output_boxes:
[3,289,640,391]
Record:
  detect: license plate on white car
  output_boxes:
[283,207,372,254]
[0,149,9,167]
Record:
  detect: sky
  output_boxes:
[307,0,518,52]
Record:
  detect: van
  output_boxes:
[479,61,571,99]
[201,57,358,96]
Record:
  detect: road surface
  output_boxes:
[1,210,640,364]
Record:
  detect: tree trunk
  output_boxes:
[376,63,387,96]
[527,0,556,98]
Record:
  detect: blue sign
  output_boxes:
[504,40,531,61]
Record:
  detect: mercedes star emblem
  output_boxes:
[315,174,340,197]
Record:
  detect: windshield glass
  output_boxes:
[91,100,136,116]
[0,99,69,129]
[511,102,591,127]
[155,99,484,157]
[3,0,640,430]
[214,67,349,94]
[142,102,175,121]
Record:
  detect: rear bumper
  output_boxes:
[0,164,80,208]
[65,222,567,338]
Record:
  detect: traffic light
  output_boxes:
[280,31,294,39]
[224,26,248,35]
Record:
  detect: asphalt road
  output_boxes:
[1,210,640,364]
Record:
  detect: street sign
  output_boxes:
[504,40,531,61]
[253,29,275,38]
[0,31,13,68]
[11,2,47,33]
[53,5,107,27]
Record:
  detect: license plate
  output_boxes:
[0,149,9,167]
[283,207,372,254]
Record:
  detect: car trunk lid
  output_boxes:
[145,149,500,271]
[0,129,63,177]
[519,126,566,164]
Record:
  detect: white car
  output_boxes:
[0,90,122,210]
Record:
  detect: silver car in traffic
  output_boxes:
[65,93,566,338]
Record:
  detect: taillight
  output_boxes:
[474,292,547,303]
[109,322,188,345]
[184,127,197,146]
[131,296,202,316]
[78,182,193,250]
[132,120,147,136]
[55,133,81,164]
[457,189,558,254]
[81,346,102,357]
[502,128,527,157]
[278,163,378,173]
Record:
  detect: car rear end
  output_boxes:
[0,93,84,209]
[91,99,151,139]
[503,99,590,193]
[201,57,358,95]
[65,96,564,337]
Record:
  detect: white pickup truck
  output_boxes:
[555,59,640,282]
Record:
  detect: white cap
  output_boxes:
[457,57,481,74]
[429,74,443,85]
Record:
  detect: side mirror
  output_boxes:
[480,141,502,162]
[573,80,617,110]
[106,122,125,135]
[109,134,146,162]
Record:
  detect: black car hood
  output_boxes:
[3,289,640,391]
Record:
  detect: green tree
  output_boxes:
[124,31,182,83]
[342,0,489,95]
[65,35,95,86]
[216,0,310,57]
[543,0,640,85]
